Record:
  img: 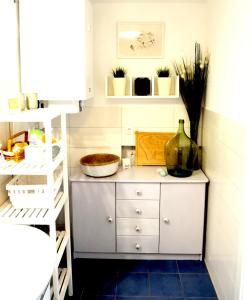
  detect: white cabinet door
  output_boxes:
[19,0,93,101]
[85,0,94,99]
[0,1,18,103]
[160,183,205,254]
[72,182,115,253]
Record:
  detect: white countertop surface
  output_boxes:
[0,225,55,300]
[70,166,208,183]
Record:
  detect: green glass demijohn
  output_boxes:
[165,119,198,177]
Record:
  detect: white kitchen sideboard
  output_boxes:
[71,167,208,260]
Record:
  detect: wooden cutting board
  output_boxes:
[135,131,175,166]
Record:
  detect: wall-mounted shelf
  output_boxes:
[105,75,179,99]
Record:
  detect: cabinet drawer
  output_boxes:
[117,218,159,235]
[117,236,158,253]
[116,183,160,200]
[117,200,159,218]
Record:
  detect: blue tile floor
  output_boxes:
[65,259,218,300]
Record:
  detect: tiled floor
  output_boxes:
[65,259,218,300]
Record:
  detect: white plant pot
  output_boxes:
[113,77,126,96]
[157,77,171,96]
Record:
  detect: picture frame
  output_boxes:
[117,22,165,59]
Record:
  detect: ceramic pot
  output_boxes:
[157,77,171,96]
[134,77,151,96]
[113,78,126,96]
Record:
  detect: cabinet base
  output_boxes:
[74,252,203,261]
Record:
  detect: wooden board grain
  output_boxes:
[135,131,175,166]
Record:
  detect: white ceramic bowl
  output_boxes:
[80,153,120,177]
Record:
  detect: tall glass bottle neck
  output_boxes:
[177,120,185,134]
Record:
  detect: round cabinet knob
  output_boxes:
[135,208,142,215]
[135,243,141,250]
[163,217,170,224]
[136,190,142,196]
[107,216,113,223]
[135,226,141,232]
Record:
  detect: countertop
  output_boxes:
[70,166,208,183]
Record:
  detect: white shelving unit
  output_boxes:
[0,109,73,300]
[105,75,179,99]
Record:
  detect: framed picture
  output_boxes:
[117,22,165,58]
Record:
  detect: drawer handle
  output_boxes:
[107,216,113,223]
[135,208,142,215]
[135,226,141,232]
[163,217,170,224]
[136,190,142,196]
[135,243,141,250]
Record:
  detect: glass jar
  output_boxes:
[165,119,198,177]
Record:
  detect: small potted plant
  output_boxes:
[112,66,127,96]
[156,66,171,96]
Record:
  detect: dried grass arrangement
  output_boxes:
[174,42,209,143]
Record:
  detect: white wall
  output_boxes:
[93,1,207,106]
[69,1,207,174]
[203,0,252,299]
[202,112,245,300]
[205,0,251,122]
